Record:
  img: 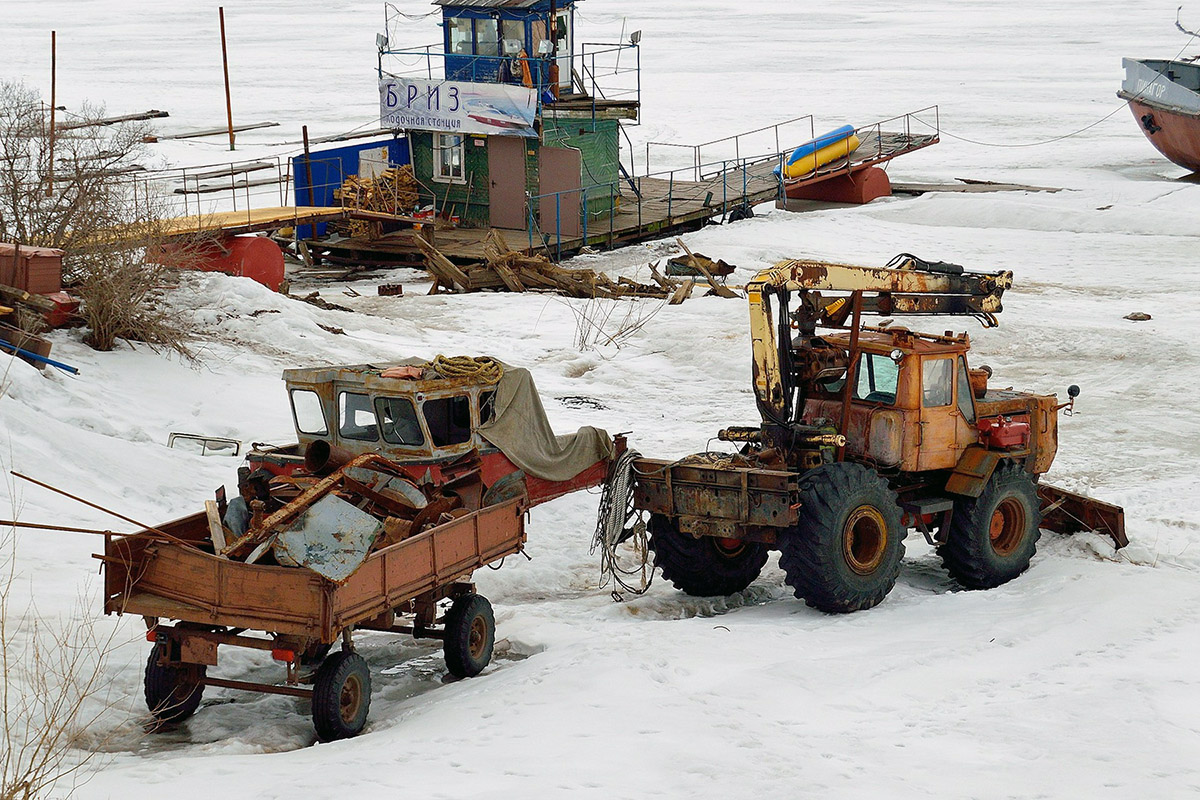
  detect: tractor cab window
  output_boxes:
[956,356,976,423]
[422,395,473,448]
[479,390,497,424]
[290,389,328,435]
[338,391,379,441]
[853,353,899,405]
[376,396,425,447]
[922,357,954,408]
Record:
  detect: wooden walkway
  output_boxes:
[305,128,940,267]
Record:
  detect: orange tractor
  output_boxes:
[626,254,1126,612]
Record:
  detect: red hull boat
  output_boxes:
[1119,58,1200,172]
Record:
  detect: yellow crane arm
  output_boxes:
[746,256,1013,423]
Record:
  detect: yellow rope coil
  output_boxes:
[426,355,504,384]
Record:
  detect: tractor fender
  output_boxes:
[944,445,1003,498]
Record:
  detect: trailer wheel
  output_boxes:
[312,650,372,742]
[443,594,495,679]
[649,514,769,596]
[939,461,1040,589]
[144,645,206,726]
[778,462,905,613]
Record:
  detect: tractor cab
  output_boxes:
[804,328,981,473]
[283,363,500,465]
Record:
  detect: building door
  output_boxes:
[555,10,573,91]
[489,136,527,230]
[539,146,582,239]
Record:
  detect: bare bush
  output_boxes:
[568,295,666,352]
[1,526,117,800]
[0,80,195,356]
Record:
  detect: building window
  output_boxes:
[448,17,473,54]
[502,19,524,54]
[476,18,499,57]
[433,133,465,183]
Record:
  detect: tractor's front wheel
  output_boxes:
[939,461,1040,589]
[649,514,769,597]
[778,462,905,613]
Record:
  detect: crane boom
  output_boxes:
[746,255,1013,424]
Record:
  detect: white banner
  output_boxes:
[379,77,539,138]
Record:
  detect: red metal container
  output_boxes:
[0,243,64,294]
[977,415,1031,449]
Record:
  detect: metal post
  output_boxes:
[219,7,236,151]
[667,172,673,219]
[555,192,561,261]
[46,31,56,197]
[302,125,315,209]
[837,292,864,462]
[581,187,588,244]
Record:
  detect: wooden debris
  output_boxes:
[676,238,739,299]
[295,291,353,313]
[334,166,419,239]
[669,279,696,305]
[377,283,404,297]
[144,121,279,143]
[418,229,684,301]
[59,109,169,132]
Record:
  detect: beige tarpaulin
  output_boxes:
[478,368,612,482]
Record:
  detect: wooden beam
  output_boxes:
[144,121,279,143]
[59,110,169,131]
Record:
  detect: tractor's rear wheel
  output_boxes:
[939,461,1040,589]
[649,514,769,597]
[778,462,905,613]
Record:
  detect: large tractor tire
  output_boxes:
[939,461,1040,589]
[649,513,769,597]
[144,644,206,726]
[778,462,905,613]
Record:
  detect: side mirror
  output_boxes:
[1067,384,1080,398]
[1060,384,1081,416]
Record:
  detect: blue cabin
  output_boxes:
[438,0,576,94]
[377,0,639,239]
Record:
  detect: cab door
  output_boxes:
[915,355,962,471]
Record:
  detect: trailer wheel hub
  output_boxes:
[468,616,488,660]
[989,497,1026,557]
[843,506,888,575]
[340,674,364,724]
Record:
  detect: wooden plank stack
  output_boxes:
[333,166,420,238]
[415,230,737,303]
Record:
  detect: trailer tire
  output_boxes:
[443,594,495,679]
[144,645,205,726]
[312,650,371,742]
[778,462,904,613]
[939,461,1040,589]
[649,514,769,597]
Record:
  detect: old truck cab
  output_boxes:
[284,363,499,465]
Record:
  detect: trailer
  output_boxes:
[101,497,524,740]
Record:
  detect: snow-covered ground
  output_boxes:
[5,2,1200,798]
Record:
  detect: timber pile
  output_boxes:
[333,166,419,238]
[415,230,738,303]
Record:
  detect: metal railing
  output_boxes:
[645,116,814,182]
[377,42,640,120]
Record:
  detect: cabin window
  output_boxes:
[376,396,425,446]
[434,133,465,183]
[475,18,499,57]
[423,396,473,448]
[479,390,497,424]
[853,353,899,405]
[290,389,328,435]
[922,357,954,408]
[448,17,473,54]
[956,356,976,423]
[338,391,379,441]
[502,20,524,54]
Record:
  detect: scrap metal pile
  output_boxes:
[416,231,737,303]
[216,449,482,582]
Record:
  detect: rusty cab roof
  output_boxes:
[283,362,494,396]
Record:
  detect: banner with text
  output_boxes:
[379,78,539,138]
